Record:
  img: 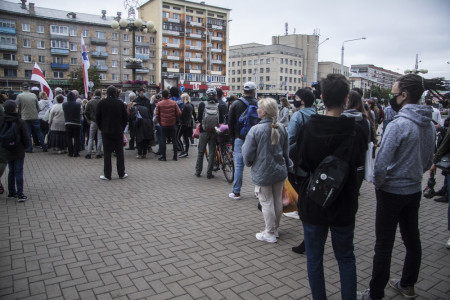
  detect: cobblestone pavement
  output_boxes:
[0,143,449,300]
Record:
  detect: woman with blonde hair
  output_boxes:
[242,97,293,243]
[38,91,51,142]
[177,93,196,158]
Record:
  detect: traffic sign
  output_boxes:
[180,85,185,92]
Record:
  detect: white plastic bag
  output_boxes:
[365,142,374,182]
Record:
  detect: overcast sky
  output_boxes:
[36,0,450,79]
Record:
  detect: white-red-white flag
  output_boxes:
[31,62,53,101]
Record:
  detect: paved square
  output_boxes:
[1,145,449,299]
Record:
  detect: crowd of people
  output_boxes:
[1,73,449,299]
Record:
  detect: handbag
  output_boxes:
[436,153,450,172]
[192,123,200,139]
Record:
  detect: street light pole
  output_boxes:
[340,37,366,75]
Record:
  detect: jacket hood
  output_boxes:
[67,92,77,102]
[308,114,355,139]
[342,109,364,121]
[4,112,19,122]
[396,104,432,127]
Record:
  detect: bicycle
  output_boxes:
[206,129,234,183]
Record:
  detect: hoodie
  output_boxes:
[374,104,435,194]
[62,94,81,125]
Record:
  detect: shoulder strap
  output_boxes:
[239,97,249,107]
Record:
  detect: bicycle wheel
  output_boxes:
[222,145,234,183]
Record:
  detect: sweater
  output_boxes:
[17,91,39,120]
[48,104,65,131]
[374,104,435,194]
[242,118,292,186]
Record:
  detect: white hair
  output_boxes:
[129,92,136,100]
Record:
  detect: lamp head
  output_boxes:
[146,21,155,31]
[111,20,119,29]
[119,18,128,27]
[134,18,143,27]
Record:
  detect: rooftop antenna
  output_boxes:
[285,22,288,36]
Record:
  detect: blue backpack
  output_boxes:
[238,98,260,137]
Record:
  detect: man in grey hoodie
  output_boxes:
[359,74,437,300]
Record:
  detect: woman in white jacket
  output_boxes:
[47,95,67,153]
[242,98,293,243]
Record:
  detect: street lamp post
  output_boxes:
[404,54,428,75]
[340,37,366,75]
[111,6,154,81]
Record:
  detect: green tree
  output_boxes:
[367,85,391,105]
[68,66,101,95]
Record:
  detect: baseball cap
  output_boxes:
[31,87,39,91]
[206,87,217,96]
[55,87,63,93]
[243,81,256,91]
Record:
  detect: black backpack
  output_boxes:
[306,133,354,208]
[0,120,21,151]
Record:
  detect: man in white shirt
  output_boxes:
[425,99,443,127]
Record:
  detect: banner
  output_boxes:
[81,36,90,98]
[31,63,53,102]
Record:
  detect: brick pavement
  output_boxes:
[0,145,449,299]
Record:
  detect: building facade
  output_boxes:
[350,64,401,90]
[139,0,230,94]
[317,61,349,82]
[228,43,304,97]
[0,0,157,92]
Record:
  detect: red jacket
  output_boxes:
[155,99,181,127]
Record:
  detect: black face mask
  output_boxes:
[389,96,405,112]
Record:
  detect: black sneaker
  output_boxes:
[207,174,214,179]
[85,154,92,159]
[158,157,166,161]
[435,196,449,203]
[179,152,188,158]
[95,154,103,159]
[292,241,306,254]
[17,194,27,202]
[7,193,17,198]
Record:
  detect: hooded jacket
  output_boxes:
[296,114,367,226]
[0,113,29,161]
[62,94,81,125]
[374,104,435,194]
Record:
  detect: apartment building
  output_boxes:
[139,0,230,93]
[0,0,157,91]
[350,64,401,89]
[317,61,349,81]
[228,43,304,97]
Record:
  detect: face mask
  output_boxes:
[389,94,406,112]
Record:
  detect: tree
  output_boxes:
[367,85,390,105]
[68,66,101,95]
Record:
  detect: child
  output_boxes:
[1,100,29,201]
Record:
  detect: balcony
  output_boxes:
[136,68,150,73]
[50,63,69,70]
[211,60,224,64]
[135,41,148,47]
[0,44,17,51]
[167,18,181,23]
[189,45,202,51]
[188,57,204,63]
[189,21,203,27]
[211,48,223,53]
[167,68,180,73]
[211,71,223,75]
[166,56,182,61]
[91,37,107,45]
[211,36,223,42]
[0,59,18,67]
[188,33,204,39]
[50,48,69,55]
[94,65,108,72]
[50,34,69,40]
[189,70,202,74]
[165,43,181,49]
[0,27,16,35]
[136,54,149,61]
[91,51,108,58]
[163,30,183,36]
[212,25,224,30]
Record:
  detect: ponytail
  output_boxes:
[259,98,280,145]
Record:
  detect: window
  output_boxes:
[260,76,263,82]
[162,11,170,18]
[149,50,155,57]
[260,59,264,64]
[248,60,252,65]
[112,47,118,54]
[237,78,240,83]
[299,61,302,67]
[82,30,88,37]
[96,46,106,52]
[285,58,288,64]
[290,60,293,65]
[237,61,240,66]
[185,39,192,46]
[51,40,68,49]
[237,70,240,74]
[112,74,118,81]
[173,38,180,44]
[50,25,68,35]
[53,57,63,63]
[196,17,203,23]
[231,70,235,75]
[24,55,32,62]
[25,70,32,78]
[243,61,246,66]
[123,48,129,55]
[294,61,297,66]
[260,68,263,73]
[173,50,180,56]
[136,35,144,43]
[123,74,129,80]
[280,76,283,82]
[53,71,64,78]
[294,78,297,83]
[162,62,168,67]
[280,58,283,64]
[173,63,180,68]
[96,31,105,39]
[266,58,270,64]
[196,41,202,47]
[162,49,169,56]
[70,28,76,36]
[99,73,106,80]
[217,66,223,71]
[243,69,246,74]
[22,23,30,31]
[290,69,292,74]
[37,41,45,49]
[38,55,45,63]
[70,58,77,65]
[0,19,15,29]
[23,39,31,48]
[294,70,297,75]
[173,13,181,20]
[162,4,170,9]
[186,15,193,22]
[266,68,270,73]
[112,32,118,40]
[266,76,270,81]
[112,60,118,67]
[254,59,257,65]
[195,53,202,58]
[4,69,17,78]
[37,25,44,33]
[123,34,129,41]
[150,37,155,44]
[149,63,155,70]
[248,69,252,74]
[70,43,77,51]
[232,62,235,67]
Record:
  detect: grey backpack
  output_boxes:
[202,101,219,132]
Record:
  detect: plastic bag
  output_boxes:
[192,124,200,139]
[365,142,374,182]
[281,179,299,209]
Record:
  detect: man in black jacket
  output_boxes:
[227,82,258,200]
[96,86,128,180]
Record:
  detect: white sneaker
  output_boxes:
[100,175,111,181]
[228,192,241,200]
[446,237,450,249]
[255,231,277,243]
[283,211,300,219]
[120,173,128,179]
[274,229,279,238]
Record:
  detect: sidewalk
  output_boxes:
[0,148,449,299]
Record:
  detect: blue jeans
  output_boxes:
[8,158,25,195]
[303,221,356,300]
[87,122,103,155]
[25,119,47,152]
[233,138,244,194]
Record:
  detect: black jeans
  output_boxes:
[65,124,81,156]
[137,140,150,156]
[369,189,422,299]
[102,133,125,179]
[161,126,177,159]
[128,122,136,149]
[176,125,192,154]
